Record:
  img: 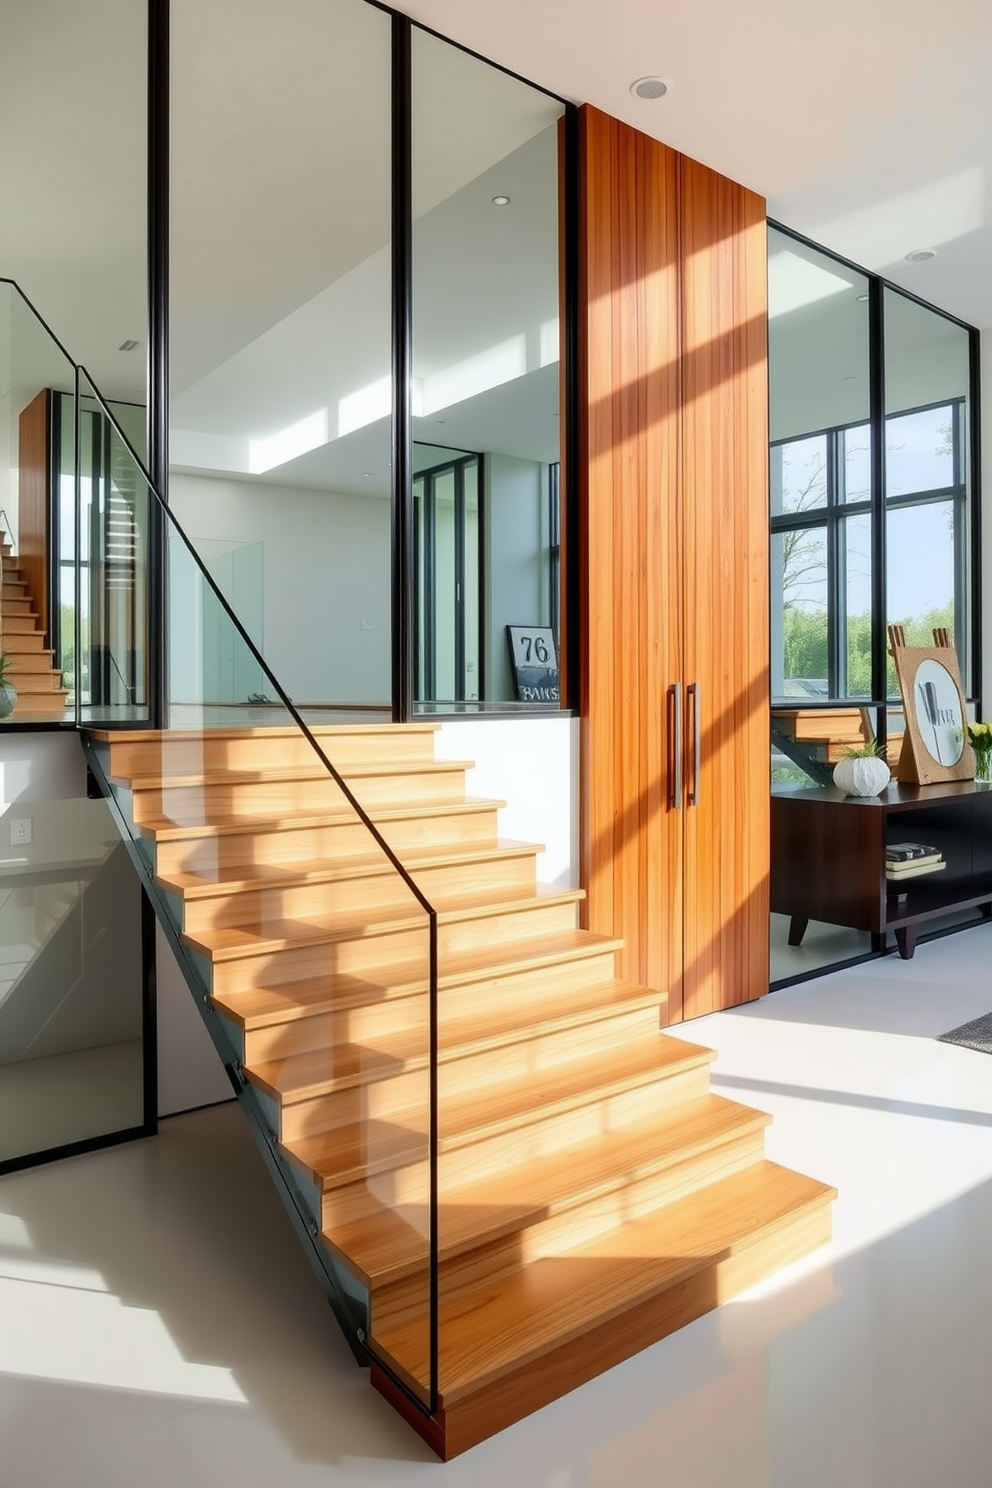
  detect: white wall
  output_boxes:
[435,713,578,887]
[156,922,231,1117]
[169,472,391,704]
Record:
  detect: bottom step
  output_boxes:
[371,1159,834,1458]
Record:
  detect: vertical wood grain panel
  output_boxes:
[576,106,683,1009]
[17,389,50,640]
[679,157,770,1018]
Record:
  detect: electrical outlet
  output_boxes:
[360,618,374,631]
[10,818,31,846]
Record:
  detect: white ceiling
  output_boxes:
[390,0,992,330]
[1,0,990,462]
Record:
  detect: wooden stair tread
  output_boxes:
[274,1029,714,1143]
[88,723,441,743]
[185,885,584,962]
[136,796,505,842]
[246,977,662,1099]
[157,839,541,898]
[117,759,475,790]
[211,930,625,1027]
[374,1160,836,1402]
[324,1094,772,1285]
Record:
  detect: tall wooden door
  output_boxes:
[577,106,684,1009]
[679,157,770,1019]
[577,106,770,1023]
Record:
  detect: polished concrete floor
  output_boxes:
[4,926,992,1485]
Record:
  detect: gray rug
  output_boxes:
[937,1012,992,1054]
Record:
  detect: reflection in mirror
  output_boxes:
[412,30,564,711]
[768,228,871,705]
[169,0,393,715]
[0,797,145,1166]
[884,287,971,695]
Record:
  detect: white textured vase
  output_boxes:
[833,755,891,797]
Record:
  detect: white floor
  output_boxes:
[0,1040,144,1164]
[4,928,992,1485]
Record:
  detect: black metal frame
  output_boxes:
[413,451,481,704]
[768,222,982,740]
[0,819,159,1180]
[147,0,169,729]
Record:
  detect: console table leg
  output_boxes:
[871,932,886,954]
[788,916,808,947]
[894,925,917,960]
[980,902,992,920]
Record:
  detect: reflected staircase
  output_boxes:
[87,720,835,1459]
[1,527,68,717]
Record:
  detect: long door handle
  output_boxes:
[669,682,682,810]
[687,681,701,807]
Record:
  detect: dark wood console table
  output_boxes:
[771,780,992,959]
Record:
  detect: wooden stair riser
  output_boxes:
[1,596,34,614]
[368,1127,770,1335]
[12,693,67,716]
[278,1047,711,1149]
[2,631,45,653]
[248,995,659,1096]
[208,936,432,1001]
[6,670,63,691]
[3,650,58,674]
[172,849,539,935]
[323,1105,767,1244]
[198,896,581,998]
[239,992,429,1065]
[2,614,40,634]
[151,804,502,878]
[239,951,626,1065]
[380,1197,833,1459]
[253,1006,663,1121]
[127,765,470,824]
[106,726,441,778]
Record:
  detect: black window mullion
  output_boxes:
[868,279,888,740]
[424,473,436,700]
[453,462,465,701]
[825,429,841,697]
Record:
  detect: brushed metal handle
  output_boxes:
[688,681,701,807]
[669,682,682,810]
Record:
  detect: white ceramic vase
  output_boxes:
[833,754,891,797]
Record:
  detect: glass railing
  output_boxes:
[0,278,439,1415]
[78,372,439,1413]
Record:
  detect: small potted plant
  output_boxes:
[833,739,891,797]
[965,721,992,785]
[0,653,17,720]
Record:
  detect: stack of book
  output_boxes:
[885,842,945,884]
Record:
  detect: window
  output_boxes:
[771,399,968,702]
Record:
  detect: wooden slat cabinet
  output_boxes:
[577,107,770,1023]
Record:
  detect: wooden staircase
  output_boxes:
[1,531,68,718]
[89,722,834,1459]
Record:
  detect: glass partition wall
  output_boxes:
[768,223,979,983]
[165,0,566,720]
[411,33,564,710]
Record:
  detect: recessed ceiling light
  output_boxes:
[492,195,511,207]
[905,248,937,263]
[361,471,371,478]
[629,76,669,100]
[118,338,140,352]
[856,293,869,302]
